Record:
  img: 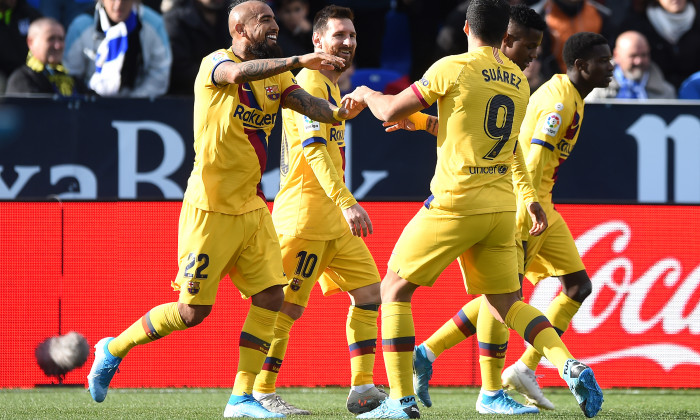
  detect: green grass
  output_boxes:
[1,387,699,419]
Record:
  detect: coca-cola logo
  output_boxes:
[530,220,700,371]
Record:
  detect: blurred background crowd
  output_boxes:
[2,0,700,100]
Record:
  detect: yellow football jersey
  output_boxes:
[518,74,584,211]
[412,46,530,215]
[273,68,356,240]
[184,49,301,215]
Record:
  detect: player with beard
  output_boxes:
[249,5,388,416]
[87,1,354,418]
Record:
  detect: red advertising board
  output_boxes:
[1,202,698,389]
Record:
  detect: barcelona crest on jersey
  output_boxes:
[265,85,280,100]
[187,280,200,295]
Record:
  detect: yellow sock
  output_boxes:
[347,305,379,386]
[233,305,278,396]
[108,302,187,358]
[253,312,294,394]
[476,299,509,391]
[504,301,573,377]
[520,293,582,371]
[381,302,414,399]
[425,297,481,357]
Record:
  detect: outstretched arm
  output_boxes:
[383,113,439,137]
[342,85,425,122]
[283,88,348,123]
[213,51,345,85]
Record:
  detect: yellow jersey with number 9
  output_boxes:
[411,46,530,215]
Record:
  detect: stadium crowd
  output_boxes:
[1,0,700,99]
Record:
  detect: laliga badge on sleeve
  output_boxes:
[303,115,321,132]
[212,51,227,62]
[542,112,561,137]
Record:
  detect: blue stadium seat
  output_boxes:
[380,6,412,75]
[350,68,406,93]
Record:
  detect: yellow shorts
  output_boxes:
[388,207,520,295]
[522,209,585,285]
[172,201,287,305]
[279,230,381,307]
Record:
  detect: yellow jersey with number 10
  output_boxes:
[273,68,356,240]
[411,46,530,215]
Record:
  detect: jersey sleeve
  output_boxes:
[296,82,356,210]
[202,51,233,88]
[411,56,455,108]
[278,70,302,105]
[303,143,357,210]
[512,141,538,204]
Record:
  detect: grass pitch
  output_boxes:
[1,387,699,419]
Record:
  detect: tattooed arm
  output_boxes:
[283,88,347,124]
[213,51,346,86]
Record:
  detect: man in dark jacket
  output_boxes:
[0,0,42,93]
[163,0,231,95]
[6,17,89,96]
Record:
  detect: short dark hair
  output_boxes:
[312,5,354,34]
[562,32,609,69]
[509,4,547,32]
[466,0,511,45]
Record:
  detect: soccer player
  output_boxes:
[249,5,387,416]
[405,30,614,414]
[342,1,605,418]
[384,5,551,415]
[86,1,352,418]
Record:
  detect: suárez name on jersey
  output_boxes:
[233,104,277,127]
[482,68,522,89]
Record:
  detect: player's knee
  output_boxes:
[564,278,592,303]
[573,279,592,302]
[281,301,304,320]
[251,285,285,312]
[178,303,212,328]
[348,283,380,306]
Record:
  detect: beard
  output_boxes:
[245,39,283,59]
[624,66,645,82]
[329,47,355,74]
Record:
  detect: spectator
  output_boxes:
[621,0,700,90]
[39,0,93,28]
[586,30,675,100]
[0,0,42,93]
[63,0,171,97]
[164,0,230,95]
[538,0,612,78]
[6,17,89,96]
[678,70,700,99]
[275,0,313,57]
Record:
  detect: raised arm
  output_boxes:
[213,51,345,86]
